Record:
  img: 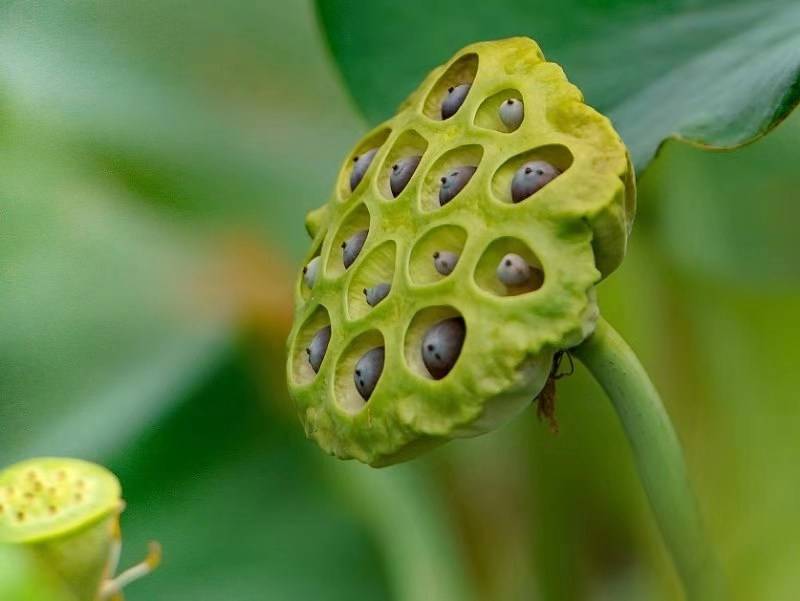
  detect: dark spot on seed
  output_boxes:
[448,86,454,93]
[427,344,435,351]
[525,167,532,174]
[433,251,440,258]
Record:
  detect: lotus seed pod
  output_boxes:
[342,229,368,269]
[302,256,320,289]
[496,253,533,286]
[364,283,391,307]
[354,347,385,401]
[349,148,378,191]
[307,325,331,373]
[439,165,477,206]
[0,458,160,600]
[433,251,459,275]
[289,38,635,466]
[499,98,524,130]
[389,155,422,197]
[441,83,471,119]
[510,160,561,202]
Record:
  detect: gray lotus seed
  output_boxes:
[441,84,471,119]
[349,148,378,191]
[510,160,561,202]
[354,346,385,400]
[432,251,459,276]
[499,98,524,130]
[306,325,331,373]
[421,317,466,380]
[390,155,422,197]
[438,165,477,206]
[363,282,391,307]
[302,256,320,288]
[342,229,368,269]
[496,253,533,286]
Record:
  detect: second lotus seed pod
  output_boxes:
[363,282,391,307]
[306,325,331,373]
[342,229,369,269]
[302,256,320,289]
[511,160,561,202]
[354,346,385,400]
[439,165,477,206]
[499,98,524,130]
[496,253,533,286]
[421,317,466,380]
[433,251,459,275]
[349,148,378,191]
[390,155,422,197]
[441,84,471,119]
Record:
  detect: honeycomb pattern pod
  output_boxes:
[287,38,635,466]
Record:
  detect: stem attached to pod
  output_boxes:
[572,317,726,601]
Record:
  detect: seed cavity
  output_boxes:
[441,84,471,119]
[354,347,385,401]
[499,98,524,130]
[350,148,378,191]
[363,283,391,307]
[342,229,369,269]
[433,251,459,276]
[390,156,422,197]
[307,325,332,373]
[302,256,320,289]
[421,317,466,380]
[438,165,477,206]
[511,160,561,202]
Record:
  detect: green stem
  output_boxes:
[572,317,726,601]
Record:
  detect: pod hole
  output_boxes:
[337,128,391,201]
[421,145,483,212]
[408,225,467,285]
[492,144,573,204]
[423,53,479,120]
[335,330,386,414]
[404,306,466,380]
[475,237,544,296]
[377,129,428,200]
[475,89,524,133]
[347,240,397,319]
[326,203,371,277]
[291,305,332,385]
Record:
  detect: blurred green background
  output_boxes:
[1,2,799,600]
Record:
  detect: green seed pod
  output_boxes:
[0,458,160,601]
[288,37,635,466]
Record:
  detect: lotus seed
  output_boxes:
[441,84,471,119]
[499,98,524,130]
[342,229,369,269]
[439,165,477,206]
[364,282,391,307]
[496,253,532,286]
[306,325,331,373]
[302,256,320,288]
[349,148,378,191]
[510,160,561,202]
[390,155,422,197]
[433,251,459,275]
[421,317,466,379]
[354,346,385,400]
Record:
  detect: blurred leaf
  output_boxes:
[315,0,800,171]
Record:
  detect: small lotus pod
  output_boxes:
[0,458,161,600]
[354,347,385,401]
[441,83,471,119]
[342,229,368,269]
[350,148,378,191]
[364,282,391,307]
[389,155,422,197]
[302,256,320,289]
[421,317,466,380]
[510,160,561,202]
[433,250,459,275]
[499,98,524,130]
[306,325,332,373]
[289,38,635,466]
[438,165,477,206]
[496,253,533,286]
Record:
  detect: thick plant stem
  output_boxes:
[572,317,726,601]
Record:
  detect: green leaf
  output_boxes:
[315,0,800,171]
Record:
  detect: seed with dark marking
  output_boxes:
[306,325,332,373]
[350,148,378,191]
[354,347,385,400]
[342,230,368,268]
[441,84,471,119]
[496,253,532,286]
[432,251,459,275]
[390,156,422,197]
[439,165,477,206]
[511,160,561,202]
[364,282,391,307]
[499,98,524,130]
[302,256,320,288]
[421,317,466,379]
